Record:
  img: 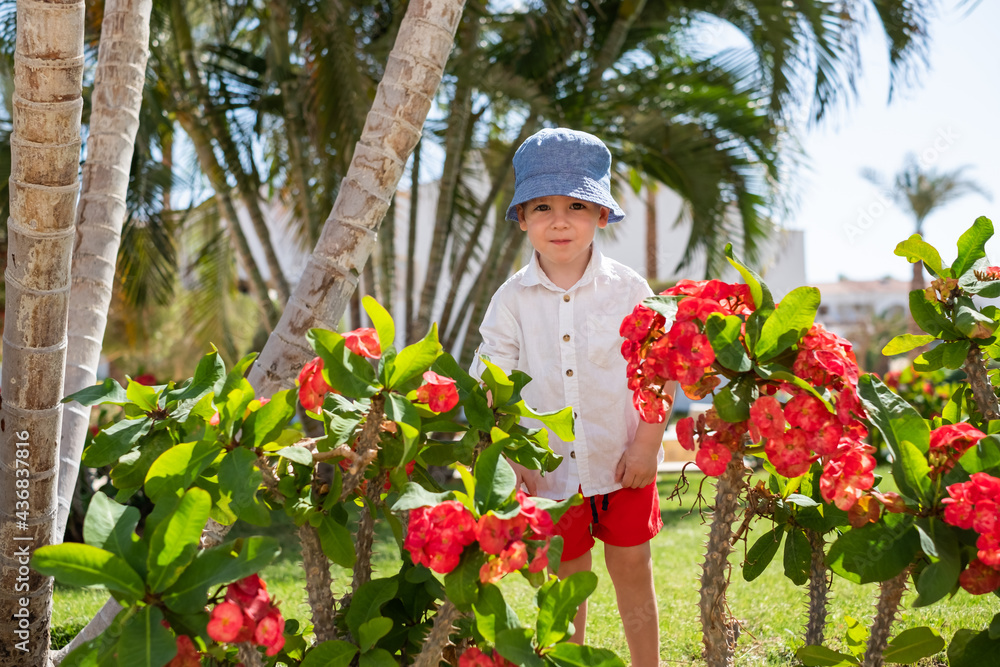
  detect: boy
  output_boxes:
[470,128,674,667]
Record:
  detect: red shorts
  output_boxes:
[554,482,662,562]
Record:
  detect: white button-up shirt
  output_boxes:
[470,247,661,499]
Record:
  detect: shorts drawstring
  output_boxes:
[589,495,599,524]
[602,494,609,512]
[589,494,610,525]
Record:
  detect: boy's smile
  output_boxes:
[517,195,609,288]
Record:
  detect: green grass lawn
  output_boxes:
[51,469,999,664]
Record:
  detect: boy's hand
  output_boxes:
[615,438,661,489]
[508,459,541,495]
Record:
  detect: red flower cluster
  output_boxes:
[206,575,285,656]
[415,371,460,413]
[478,491,555,584]
[404,501,478,573]
[166,635,201,667]
[676,407,749,476]
[297,357,334,413]
[792,324,859,390]
[942,472,1000,594]
[459,647,515,667]
[929,423,986,478]
[620,280,754,423]
[344,327,382,358]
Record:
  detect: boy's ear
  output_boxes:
[597,206,610,228]
[517,205,528,231]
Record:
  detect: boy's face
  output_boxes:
[516,195,609,274]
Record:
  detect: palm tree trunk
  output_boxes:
[405,138,422,342]
[438,117,536,337]
[0,1,85,663]
[412,14,477,338]
[248,0,468,397]
[172,0,291,304]
[444,210,509,351]
[646,184,658,280]
[907,259,924,336]
[56,0,153,545]
[378,198,396,316]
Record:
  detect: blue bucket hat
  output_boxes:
[505,128,626,224]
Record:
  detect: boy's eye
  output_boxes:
[533,204,550,211]
[570,202,587,210]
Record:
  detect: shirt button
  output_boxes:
[570,451,576,459]
[563,294,570,302]
[566,369,574,377]
[563,334,571,342]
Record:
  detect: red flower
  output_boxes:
[942,480,978,530]
[783,394,834,433]
[764,428,812,478]
[676,417,696,451]
[133,373,157,386]
[253,608,286,656]
[633,388,668,424]
[516,490,555,537]
[681,375,720,400]
[404,501,478,574]
[478,541,528,584]
[460,648,496,667]
[847,495,881,529]
[959,558,1000,595]
[528,541,550,573]
[166,635,201,667]
[344,327,381,358]
[929,423,986,477]
[415,371,460,413]
[620,305,662,343]
[750,396,785,440]
[207,601,244,642]
[298,357,334,413]
[977,531,1000,569]
[696,437,732,476]
[476,513,527,555]
[819,447,876,511]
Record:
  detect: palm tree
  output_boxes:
[0,0,84,661]
[863,155,991,294]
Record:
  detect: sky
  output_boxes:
[792,0,1000,284]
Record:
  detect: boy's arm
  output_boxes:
[615,381,676,488]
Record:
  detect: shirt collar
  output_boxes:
[520,245,605,292]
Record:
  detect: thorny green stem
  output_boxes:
[804,529,829,647]
[298,523,339,643]
[861,566,912,667]
[340,394,386,501]
[963,345,1000,420]
[412,599,468,667]
[353,471,386,593]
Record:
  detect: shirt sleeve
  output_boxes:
[468,289,520,380]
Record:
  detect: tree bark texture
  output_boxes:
[861,566,911,667]
[248,0,467,396]
[804,529,829,647]
[698,452,746,667]
[0,0,85,663]
[57,0,153,543]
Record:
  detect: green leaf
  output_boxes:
[362,296,395,351]
[359,648,397,667]
[882,334,935,356]
[83,417,153,468]
[474,441,517,513]
[116,606,175,667]
[909,290,961,339]
[389,324,442,388]
[527,497,582,526]
[275,445,314,466]
[147,488,212,593]
[743,527,783,582]
[345,578,398,638]
[960,257,1000,298]
[144,439,221,503]
[64,377,128,406]
[796,644,859,666]
[473,584,522,645]
[309,329,380,398]
[495,627,544,667]
[641,295,681,324]
[358,616,393,652]
[958,434,1000,475]
[953,216,994,278]
[755,286,821,362]
[501,402,575,442]
[385,392,421,463]
[883,626,945,664]
[318,514,357,569]
[83,491,135,550]
[545,643,626,667]
[536,571,598,647]
[898,440,933,503]
[705,314,752,372]
[162,536,280,613]
[300,640,360,667]
[32,544,144,599]
[948,628,1000,667]
[954,301,998,339]
[724,243,774,317]
[894,234,945,277]
[826,514,920,584]
[244,389,296,448]
[757,367,832,407]
[713,378,755,423]
[445,551,486,611]
[783,529,810,586]
[479,357,516,408]
[991,613,1000,640]
[857,374,930,500]
[914,340,971,371]
[167,349,226,404]
[391,482,455,511]
[914,520,961,607]
[126,378,160,413]
[217,447,263,519]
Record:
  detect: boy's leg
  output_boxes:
[604,541,658,667]
[555,550,592,644]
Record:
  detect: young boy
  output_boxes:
[470,128,674,667]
